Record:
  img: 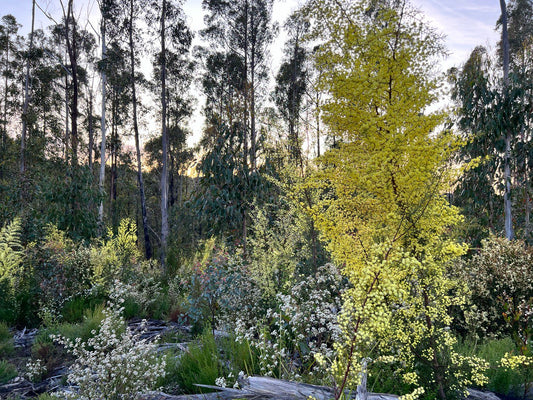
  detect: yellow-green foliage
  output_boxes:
[0,218,23,285]
[303,0,487,398]
[91,219,141,286]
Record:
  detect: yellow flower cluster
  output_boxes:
[500,353,533,369]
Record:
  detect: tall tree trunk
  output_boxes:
[64,0,79,167]
[129,0,152,259]
[88,89,94,170]
[501,0,514,240]
[242,0,249,256]
[64,71,69,164]
[160,0,169,269]
[250,4,256,172]
[3,33,8,150]
[20,0,36,178]
[316,90,320,157]
[98,14,107,229]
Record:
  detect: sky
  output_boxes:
[1,0,502,145]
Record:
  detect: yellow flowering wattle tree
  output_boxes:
[302,0,488,399]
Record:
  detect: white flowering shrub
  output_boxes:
[235,264,346,379]
[52,284,166,400]
[25,358,47,383]
[453,236,533,337]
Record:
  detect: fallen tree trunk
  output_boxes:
[141,377,501,400]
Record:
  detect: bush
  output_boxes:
[456,337,525,396]
[0,360,17,384]
[454,236,533,338]
[52,285,165,400]
[234,264,346,380]
[0,322,14,357]
[187,251,260,333]
[159,327,257,393]
[61,287,107,324]
[162,329,219,393]
[90,219,142,287]
[57,304,105,343]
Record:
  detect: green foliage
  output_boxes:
[456,337,525,396]
[36,394,57,400]
[57,304,105,343]
[0,322,14,357]
[161,329,220,393]
[0,218,36,326]
[454,236,533,337]
[303,0,488,398]
[0,360,17,384]
[120,276,171,320]
[160,329,256,394]
[91,219,142,287]
[187,250,260,333]
[61,287,107,324]
[0,218,23,284]
[248,193,327,298]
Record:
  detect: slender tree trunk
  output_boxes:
[250,6,256,172]
[20,0,36,177]
[88,89,94,170]
[65,0,79,167]
[3,35,8,150]
[98,15,107,229]
[316,90,320,157]
[129,0,152,259]
[500,0,514,240]
[160,0,169,269]
[242,0,249,256]
[64,71,69,164]
[169,149,175,207]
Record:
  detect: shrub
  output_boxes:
[454,236,533,337]
[0,218,23,285]
[57,304,105,343]
[90,219,142,287]
[187,251,260,333]
[119,277,170,320]
[160,329,219,394]
[0,360,17,384]
[234,264,346,380]
[52,285,165,400]
[25,358,47,383]
[0,322,14,357]
[0,218,25,325]
[456,337,524,396]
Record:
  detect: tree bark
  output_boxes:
[160,0,169,269]
[20,0,35,177]
[64,0,79,167]
[129,0,152,259]
[98,13,107,230]
[500,0,514,240]
[88,89,94,170]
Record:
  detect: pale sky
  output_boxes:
[1,0,502,145]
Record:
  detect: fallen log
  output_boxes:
[141,377,502,400]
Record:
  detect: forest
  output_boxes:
[0,0,533,399]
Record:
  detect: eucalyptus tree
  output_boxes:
[501,0,533,241]
[145,0,193,268]
[449,47,503,241]
[20,0,36,178]
[452,0,533,243]
[97,0,120,228]
[121,0,152,259]
[0,15,22,166]
[273,12,308,165]
[199,0,275,250]
[500,0,514,240]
